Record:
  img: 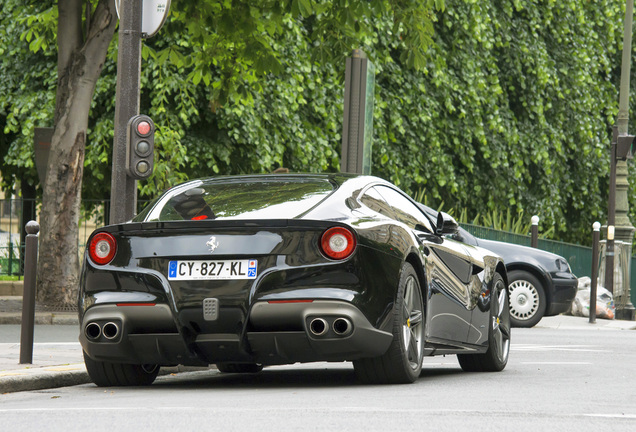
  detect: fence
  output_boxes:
[0,199,34,276]
[0,198,111,276]
[462,223,595,278]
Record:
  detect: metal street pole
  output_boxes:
[19,221,39,364]
[590,222,601,324]
[606,0,636,320]
[341,49,375,175]
[605,126,617,294]
[110,0,142,224]
[530,215,539,248]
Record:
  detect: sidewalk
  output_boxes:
[0,296,78,325]
[1,309,635,394]
[536,313,636,331]
[0,340,88,393]
[0,339,207,393]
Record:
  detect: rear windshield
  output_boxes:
[135,177,335,222]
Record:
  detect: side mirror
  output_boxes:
[436,212,459,236]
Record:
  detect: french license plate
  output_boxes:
[168,259,257,280]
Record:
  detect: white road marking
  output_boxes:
[584,414,636,419]
[1,407,635,420]
[0,342,80,347]
[521,362,592,365]
[511,344,606,353]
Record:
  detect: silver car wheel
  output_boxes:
[492,287,511,364]
[353,263,424,383]
[402,275,424,370]
[508,279,540,320]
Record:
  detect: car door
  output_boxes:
[373,186,473,344]
[417,229,474,344]
[416,207,493,345]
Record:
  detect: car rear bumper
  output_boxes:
[80,300,393,366]
[246,301,393,364]
[79,304,203,366]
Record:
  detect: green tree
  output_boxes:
[1,0,117,307]
[371,0,624,245]
[0,0,442,307]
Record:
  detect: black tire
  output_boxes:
[507,270,546,328]
[216,363,263,373]
[458,273,511,372]
[353,262,424,384]
[83,351,159,387]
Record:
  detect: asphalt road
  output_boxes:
[1,326,635,431]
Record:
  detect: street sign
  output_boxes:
[115,0,171,38]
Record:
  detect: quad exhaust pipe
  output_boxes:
[309,317,353,337]
[85,322,102,341]
[102,322,120,340]
[309,318,328,336]
[85,321,121,341]
[332,317,353,336]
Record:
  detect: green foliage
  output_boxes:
[1,0,634,249]
[414,188,552,237]
[2,0,441,202]
[0,0,57,193]
[370,0,624,246]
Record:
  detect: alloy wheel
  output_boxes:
[491,285,511,364]
[402,275,424,370]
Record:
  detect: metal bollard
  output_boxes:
[589,222,601,324]
[530,215,539,248]
[19,221,40,364]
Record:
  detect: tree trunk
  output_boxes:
[36,0,117,308]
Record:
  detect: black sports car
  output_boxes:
[417,204,578,328]
[79,174,510,386]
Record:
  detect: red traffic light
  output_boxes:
[136,121,151,136]
[126,115,155,179]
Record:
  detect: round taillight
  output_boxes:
[320,227,356,260]
[89,232,117,265]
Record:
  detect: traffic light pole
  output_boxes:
[110,0,142,224]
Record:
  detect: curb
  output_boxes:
[0,366,89,394]
[0,281,23,297]
[0,364,211,394]
[537,315,636,331]
[0,312,78,325]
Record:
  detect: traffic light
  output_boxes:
[126,115,155,179]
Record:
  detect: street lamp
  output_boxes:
[605,0,636,321]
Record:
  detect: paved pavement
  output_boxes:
[1,298,635,394]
